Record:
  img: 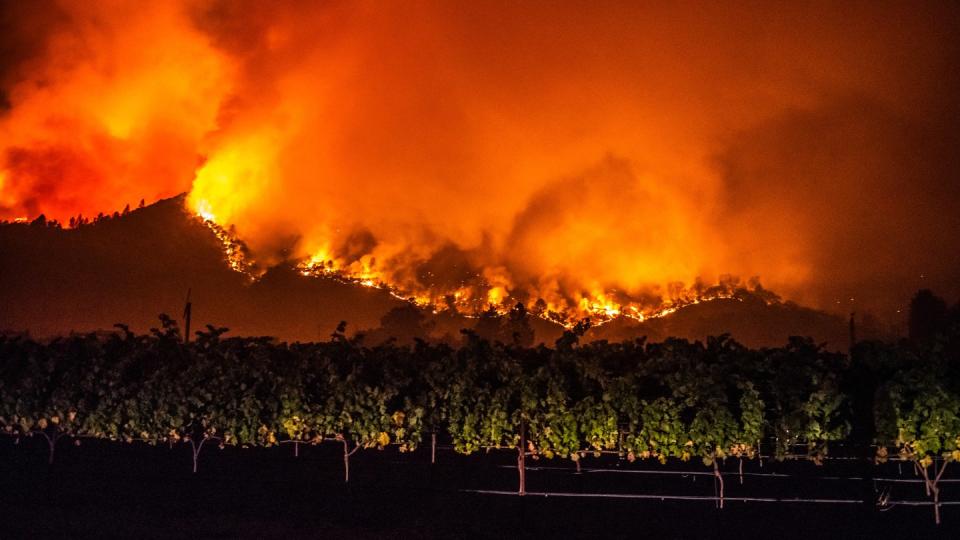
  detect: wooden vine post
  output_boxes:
[278,440,302,457]
[518,417,526,496]
[183,288,192,344]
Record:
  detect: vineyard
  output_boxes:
[2,315,959,531]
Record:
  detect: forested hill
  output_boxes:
[0,195,404,341]
[585,295,854,350]
[1,195,860,348]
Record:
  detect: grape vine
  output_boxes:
[1,316,957,523]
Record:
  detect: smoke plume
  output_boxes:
[2,0,958,320]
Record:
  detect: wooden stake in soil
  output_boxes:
[341,437,361,483]
[518,418,527,496]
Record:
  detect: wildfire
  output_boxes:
[187,134,282,230]
[190,198,760,327]
[4,1,950,322]
[194,206,259,278]
[196,200,217,223]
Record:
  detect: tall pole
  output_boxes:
[849,311,856,351]
[518,417,526,496]
[848,309,877,512]
[184,288,192,344]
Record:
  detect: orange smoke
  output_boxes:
[0,1,232,220]
[3,1,959,320]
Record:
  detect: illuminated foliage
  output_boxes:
[1,315,957,515]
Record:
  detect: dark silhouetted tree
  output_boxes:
[473,306,503,343]
[375,304,434,343]
[909,289,948,342]
[556,318,591,350]
[506,302,535,347]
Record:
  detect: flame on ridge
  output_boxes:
[192,198,760,327]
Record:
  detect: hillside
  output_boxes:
[585,295,851,350]
[1,196,857,348]
[0,196,404,341]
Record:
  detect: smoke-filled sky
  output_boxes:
[2,0,958,320]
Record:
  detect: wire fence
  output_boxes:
[494,463,960,483]
[461,489,960,507]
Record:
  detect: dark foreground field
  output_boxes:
[1,438,957,539]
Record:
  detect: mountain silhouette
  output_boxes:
[1,195,859,348]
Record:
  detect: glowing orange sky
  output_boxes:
[2,1,958,319]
